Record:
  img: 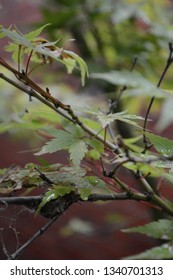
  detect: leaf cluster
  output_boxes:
[0,24,88,86]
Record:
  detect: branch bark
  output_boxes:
[1,191,173,216]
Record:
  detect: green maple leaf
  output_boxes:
[36,125,88,166]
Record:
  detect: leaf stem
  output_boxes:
[18,45,21,72]
[25,50,33,75]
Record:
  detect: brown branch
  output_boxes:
[0,59,84,125]
[8,213,59,260]
[0,72,74,122]
[0,71,120,152]
[1,190,173,216]
[0,192,146,206]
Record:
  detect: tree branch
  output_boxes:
[143,42,173,152]
[0,71,120,152]
[8,213,59,260]
[1,189,173,259]
[1,190,173,216]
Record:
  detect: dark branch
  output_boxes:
[142,42,173,153]
[0,191,151,210]
[8,213,59,260]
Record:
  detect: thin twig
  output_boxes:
[0,59,84,125]
[143,42,173,152]
[34,166,53,184]
[130,55,138,72]
[0,196,42,205]
[25,50,33,75]
[8,213,59,259]
[0,72,75,123]
[108,55,138,113]
[18,45,21,72]
[0,72,121,152]
[0,231,11,259]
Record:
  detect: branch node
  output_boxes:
[144,191,154,201]
[34,167,53,185]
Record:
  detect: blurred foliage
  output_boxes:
[38,0,173,136]
[40,0,173,75]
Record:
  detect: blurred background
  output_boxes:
[1,0,173,259]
